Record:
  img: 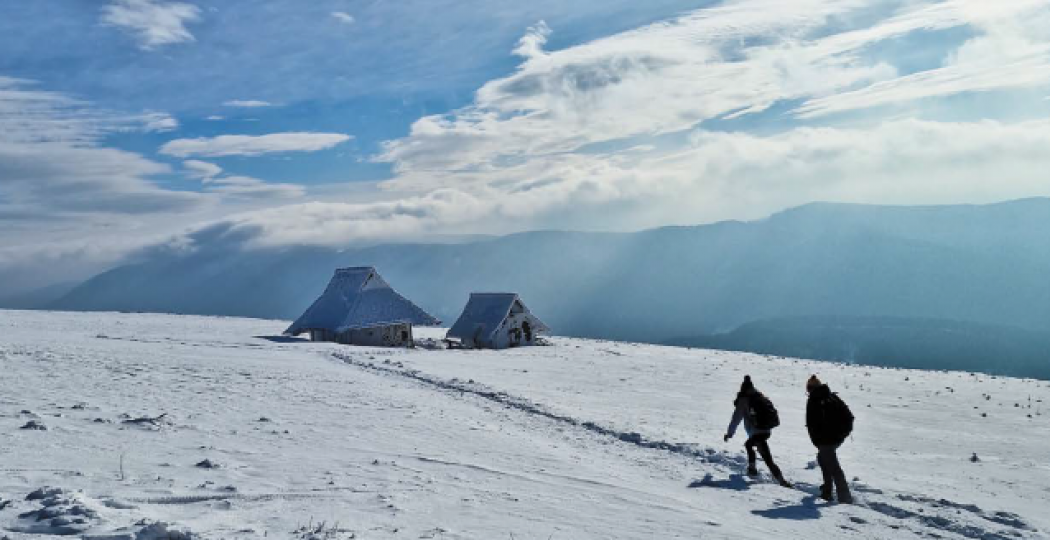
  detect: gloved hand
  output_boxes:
[723,433,730,442]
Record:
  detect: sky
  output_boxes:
[2,0,1050,295]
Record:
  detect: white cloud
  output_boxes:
[189,189,489,249]
[331,12,355,25]
[171,0,1050,250]
[142,112,178,132]
[376,1,906,181]
[796,1,1050,117]
[513,21,550,60]
[0,76,104,144]
[0,76,309,292]
[206,115,224,120]
[0,142,203,216]
[0,77,204,218]
[160,132,352,157]
[182,159,222,180]
[178,118,1050,251]
[181,160,304,199]
[222,100,274,108]
[101,0,201,50]
[375,0,1050,187]
[203,177,305,200]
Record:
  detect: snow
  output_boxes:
[1,309,1047,539]
[286,267,439,335]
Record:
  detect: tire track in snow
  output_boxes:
[330,351,1040,540]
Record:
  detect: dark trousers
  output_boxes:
[817,444,852,502]
[744,433,783,480]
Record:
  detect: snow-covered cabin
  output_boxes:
[285,267,440,347]
[446,293,550,349]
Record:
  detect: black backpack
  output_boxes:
[749,393,781,430]
[825,393,855,441]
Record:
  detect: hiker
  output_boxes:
[806,375,855,503]
[723,375,791,487]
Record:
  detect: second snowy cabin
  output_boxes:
[446,293,550,349]
[285,267,440,347]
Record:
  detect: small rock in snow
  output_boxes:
[19,420,47,431]
[26,487,65,501]
[134,521,198,540]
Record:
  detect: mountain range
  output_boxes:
[14,197,1050,377]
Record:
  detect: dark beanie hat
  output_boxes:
[740,375,755,393]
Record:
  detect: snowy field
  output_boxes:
[1,310,1048,540]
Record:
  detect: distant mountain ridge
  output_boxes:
[36,198,1050,376]
[667,316,1050,380]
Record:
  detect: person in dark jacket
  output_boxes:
[724,376,792,487]
[806,375,853,503]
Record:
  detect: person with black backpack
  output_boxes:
[723,375,792,487]
[806,375,854,504]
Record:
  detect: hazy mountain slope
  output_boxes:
[52,199,1050,345]
[0,281,78,310]
[668,316,1050,379]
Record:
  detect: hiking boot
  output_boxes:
[819,484,833,501]
[837,494,854,504]
[776,476,793,488]
[746,465,759,477]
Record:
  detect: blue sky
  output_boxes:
[2,0,1050,294]
[1,0,711,188]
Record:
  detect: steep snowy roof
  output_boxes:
[285,267,440,335]
[447,293,549,341]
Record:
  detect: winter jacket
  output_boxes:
[726,391,771,439]
[806,384,846,446]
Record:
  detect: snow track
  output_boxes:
[121,488,373,506]
[329,348,1042,540]
[330,351,748,469]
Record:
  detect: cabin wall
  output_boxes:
[307,324,414,347]
[309,329,335,342]
[490,313,538,349]
[347,324,413,347]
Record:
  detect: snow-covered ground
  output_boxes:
[1,310,1047,539]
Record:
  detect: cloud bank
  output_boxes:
[0,77,202,219]
[169,0,1050,251]
[0,76,309,294]
[160,132,352,157]
[181,160,305,200]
